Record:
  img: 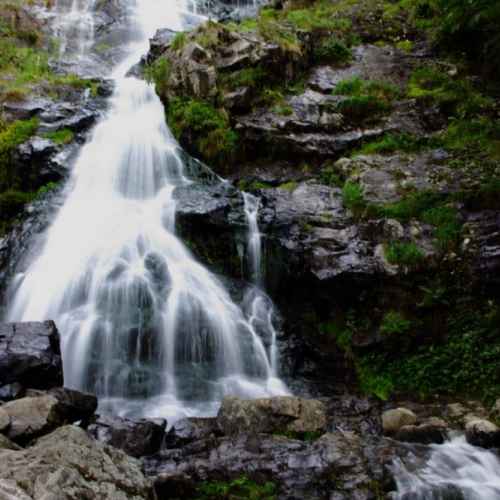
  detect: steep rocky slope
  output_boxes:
[145,0,500,401]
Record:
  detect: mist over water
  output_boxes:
[6,0,287,422]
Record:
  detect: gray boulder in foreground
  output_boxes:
[0,425,154,500]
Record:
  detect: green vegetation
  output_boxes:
[438,0,500,77]
[359,302,500,403]
[319,165,343,187]
[408,66,492,118]
[144,57,171,97]
[342,181,366,213]
[0,118,39,191]
[167,98,238,168]
[334,77,399,122]
[196,476,277,500]
[380,311,412,335]
[314,38,351,64]
[385,241,425,267]
[354,133,432,155]
[43,128,74,145]
[170,31,187,51]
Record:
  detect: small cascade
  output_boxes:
[242,192,281,377]
[242,192,262,286]
[391,435,500,500]
[53,0,97,59]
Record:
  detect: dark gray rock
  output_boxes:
[0,321,62,394]
[144,430,396,499]
[87,415,166,457]
[164,417,220,448]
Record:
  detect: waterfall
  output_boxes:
[6,0,287,422]
[242,192,279,376]
[391,435,500,499]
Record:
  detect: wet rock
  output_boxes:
[47,387,97,423]
[382,408,417,434]
[144,430,396,499]
[2,388,97,444]
[0,383,24,402]
[87,415,166,457]
[0,321,62,393]
[0,408,10,433]
[217,396,328,435]
[465,419,500,448]
[335,151,463,205]
[148,28,177,60]
[0,425,154,499]
[395,418,448,445]
[164,417,219,448]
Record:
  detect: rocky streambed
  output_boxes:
[2,321,500,499]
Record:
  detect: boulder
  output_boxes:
[0,383,24,402]
[395,418,448,445]
[0,434,20,451]
[382,408,417,434]
[87,415,166,457]
[0,408,10,433]
[2,388,97,444]
[217,396,328,435]
[164,417,219,448]
[0,321,62,394]
[0,425,154,499]
[465,419,500,448]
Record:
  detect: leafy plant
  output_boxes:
[342,181,366,213]
[385,241,425,267]
[380,311,412,335]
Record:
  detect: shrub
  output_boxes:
[167,98,238,167]
[385,241,425,267]
[196,476,277,499]
[314,38,351,64]
[342,181,366,212]
[170,32,187,51]
[437,0,500,77]
[380,311,412,336]
[0,189,32,218]
[0,118,39,191]
[144,57,171,97]
[337,95,390,122]
[43,128,74,145]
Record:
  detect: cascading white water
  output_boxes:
[53,0,97,58]
[7,0,287,422]
[242,192,279,376]
[391,435,500,499]
[242,192,262,286]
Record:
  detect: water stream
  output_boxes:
[6,0,287,422]
[391,435,500,499]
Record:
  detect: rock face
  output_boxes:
[382,408,417,434]
[217,396,328,435]
[394,418,448,445]
[1,388,97,444]
[465,419,500,448]
[145,427,396,499]
[0,425,154,499]
[0,321,62,398]
[87,415,167,457]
